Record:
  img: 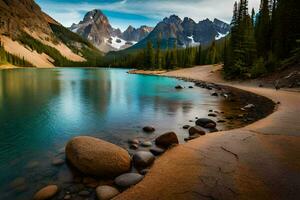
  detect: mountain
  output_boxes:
[121,25,153,42]
[70,9,153,52]
[129,15,230,50]
[0,0,102,67]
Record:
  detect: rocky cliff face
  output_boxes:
[0,0,101,67]
[130,15,230,50]
[70,9,153,52]
[121,25,153,42]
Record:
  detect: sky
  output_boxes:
[36,0,260,31]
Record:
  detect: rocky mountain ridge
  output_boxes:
[70,9,153,52]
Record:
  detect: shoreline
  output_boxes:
[115,65,300,199]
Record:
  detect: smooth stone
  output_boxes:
[78,190,90,196]
[150,147,165,156]
[130,144,139,150]
[64,195,71,200]
[182,125,190,129]
[133,151,155,168]
[195,118,216,128]
[114,173,143,188]
[155,132,179,149]
[66,136,131,177]
[33,185,58,200]
[141,141,152,147]
[208,113,217,117]
[204,122,217,129]
[189,126,206,136]
[211,92,218,96]
[96,185,119,200]
[128,139,139,145]
[143,126,155,133]
[52,158,65,166]
[175,85,184,89]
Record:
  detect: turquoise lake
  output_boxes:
[0,68,239,199]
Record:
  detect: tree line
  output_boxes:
[0,40,33,67]
[224,0,300,78]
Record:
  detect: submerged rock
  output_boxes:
[150,147,165,156]
[196,118,216,128]
[175,85,184,89]
[141,141,152,147]
[133,151,155,168]
[182,125,190,129]
[189,126,206,136]
[155,132,179,148]
[33,185,58,200]
[96,185,119,200]
[66,136,131,177]
[114,173,143,188]
[143,126,155,133]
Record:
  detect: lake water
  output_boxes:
[0,68,242,199]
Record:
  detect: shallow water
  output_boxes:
[0,68,242,199]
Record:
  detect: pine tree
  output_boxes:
[145,40,155,69]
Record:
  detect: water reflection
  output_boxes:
[0,68,237,200]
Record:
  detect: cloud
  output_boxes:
[37,0,260,29]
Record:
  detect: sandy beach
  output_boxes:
[115,65,300,199]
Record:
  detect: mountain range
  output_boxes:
[0,0,230,67]
[128,15,230,50]
[69,10,153,52]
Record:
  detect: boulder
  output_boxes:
[196,118,216,128]
[114,173,143,188]
[66,136,131,177]
[133,151,155,168]
[155,132,179,148]
[33,185,58,200]
[189,126,206,136]
[143,126,155,133]
[96,185,119,200]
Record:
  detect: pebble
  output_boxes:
[141,141,152,147]
[182,125,190,129]
[133,151,155,168]
[208,113,217,117]
[128,139,140,145]
[150,147,165,156]
[143,126,155,133]
[114,173,144,188]
[33,185,58,200]
[130,144,139,150]
[96,185,119,200]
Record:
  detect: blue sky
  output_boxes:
[36,0,260,31]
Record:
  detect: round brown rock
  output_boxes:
[155,132,179,148]
[66,136,131,177]
[33,185,58,200]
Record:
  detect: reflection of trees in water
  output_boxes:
[0,69,60,116]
